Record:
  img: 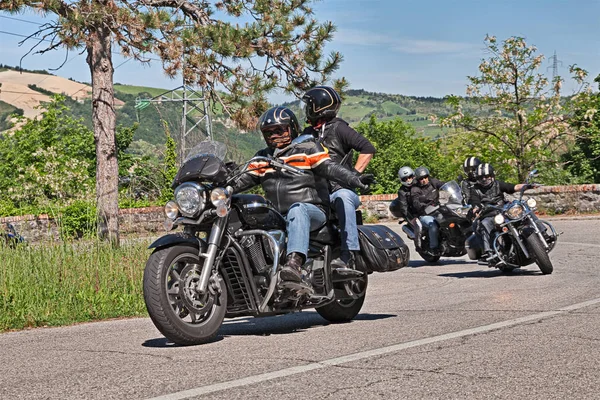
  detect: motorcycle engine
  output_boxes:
[240,235,270,274]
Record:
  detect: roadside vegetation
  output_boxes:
[0,240,149,332]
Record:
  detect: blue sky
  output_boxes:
[1,0,599,102]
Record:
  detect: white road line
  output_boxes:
[559,241,600,249]
[145,297,600,400]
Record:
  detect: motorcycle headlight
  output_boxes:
[506,204,525,220]
[210,187,231,208]
[164,201,179,219]
[174,182,206,217]
[526,198,537,209]
[494,214,505,225]
[455,206,472,218]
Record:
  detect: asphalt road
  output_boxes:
[1,218,599,400]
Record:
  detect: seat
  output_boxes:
[309,223,335,245]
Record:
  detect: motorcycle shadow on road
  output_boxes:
[408,259,473,268]
[438,268,542,279]
[142,312,396,347]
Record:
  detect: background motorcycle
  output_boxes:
[396,181,473,263]
[143,139,407,346]
[465,170,558,274]
[1,223,25,248]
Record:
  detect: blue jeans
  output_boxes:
[330,189,361,251]
[419,215,439,249]
[286,202,327,258]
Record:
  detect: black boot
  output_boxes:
[280,252,304,283]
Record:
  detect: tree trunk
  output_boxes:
[87,26,120,246]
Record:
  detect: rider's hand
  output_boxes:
[359,173,376,186]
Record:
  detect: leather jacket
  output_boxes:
[410,178,445,215]
[233,136,365,215]
[304,118,376,192]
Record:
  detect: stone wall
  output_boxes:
[2,184,599,242]
[358,184,600,220]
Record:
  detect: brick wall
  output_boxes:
[2,184,599,242]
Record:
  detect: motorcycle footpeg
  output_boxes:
[280,280,314,296]
[332,268,364,282]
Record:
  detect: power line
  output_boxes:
[0,15,42,25]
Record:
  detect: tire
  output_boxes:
[525,234,554,275]
[498,266,516,274]
[418,250,440,263]
[143,245,228,345]
[316,268,368,323]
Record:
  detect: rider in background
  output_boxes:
[302,86,376,270]
[233,106,373,285]
[460,156,482,205]
[469,163,531,263]
[410,167,446,255]
[394,166,416,220]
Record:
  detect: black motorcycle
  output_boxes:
[143,139,408,345]
[465,170,558,274]
[395,181,473,263]
[1,223,25,248]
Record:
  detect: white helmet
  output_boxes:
[398,166,415,187]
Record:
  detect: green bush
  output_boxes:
[58,200,98,240]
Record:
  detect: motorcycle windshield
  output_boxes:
[183,140,227,163]
[438,180,464,205]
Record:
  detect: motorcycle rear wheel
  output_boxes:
[525,234,554,275]
[143,244,228,345]
[316,269,368,323]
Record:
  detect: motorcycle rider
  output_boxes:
[233,106,375,285]
[410,166,446,255]
[470,163,531,262]
[460,156,482,205]
[302,86,377,270]
[394,166,416,220]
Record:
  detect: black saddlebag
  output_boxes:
[356,225,409,273]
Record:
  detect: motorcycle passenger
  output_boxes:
[302,86,377,270]
[460,156,482,205]
[233,106,375,285]
[394,166,417,220]
[411,167,446,254]
[470,163,530,262]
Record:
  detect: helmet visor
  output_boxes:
[401,175,415,183]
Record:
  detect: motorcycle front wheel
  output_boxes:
[143,244,228,345]
[418,250,440,263]
[525,234,554,275]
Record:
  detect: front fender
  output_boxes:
[148,232,205,250]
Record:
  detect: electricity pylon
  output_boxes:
[135,84,213,162]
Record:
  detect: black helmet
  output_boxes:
[257,106,300,149]
[301,86,341,124]
[414,166,430,186]
[398,166,415,187]
[463,156,482,180]
[476,163,495,188]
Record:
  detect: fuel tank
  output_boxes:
[232,194,286,230]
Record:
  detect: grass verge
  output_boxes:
[0,240,152,332]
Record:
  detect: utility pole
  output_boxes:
[135,81,213,162]
[547,51,563,80]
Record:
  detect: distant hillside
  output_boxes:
[0,67,466,161]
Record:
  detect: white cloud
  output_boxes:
[335,28,479,55]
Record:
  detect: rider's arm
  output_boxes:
[337,123,376,172]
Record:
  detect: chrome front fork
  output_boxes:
[195,216,228,295]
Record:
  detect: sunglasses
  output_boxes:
[418,176,429,181]
[401,175,415,182]
[480,174,493,179]
[262,126,288,136]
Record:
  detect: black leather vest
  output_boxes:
[474,181,504,206]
